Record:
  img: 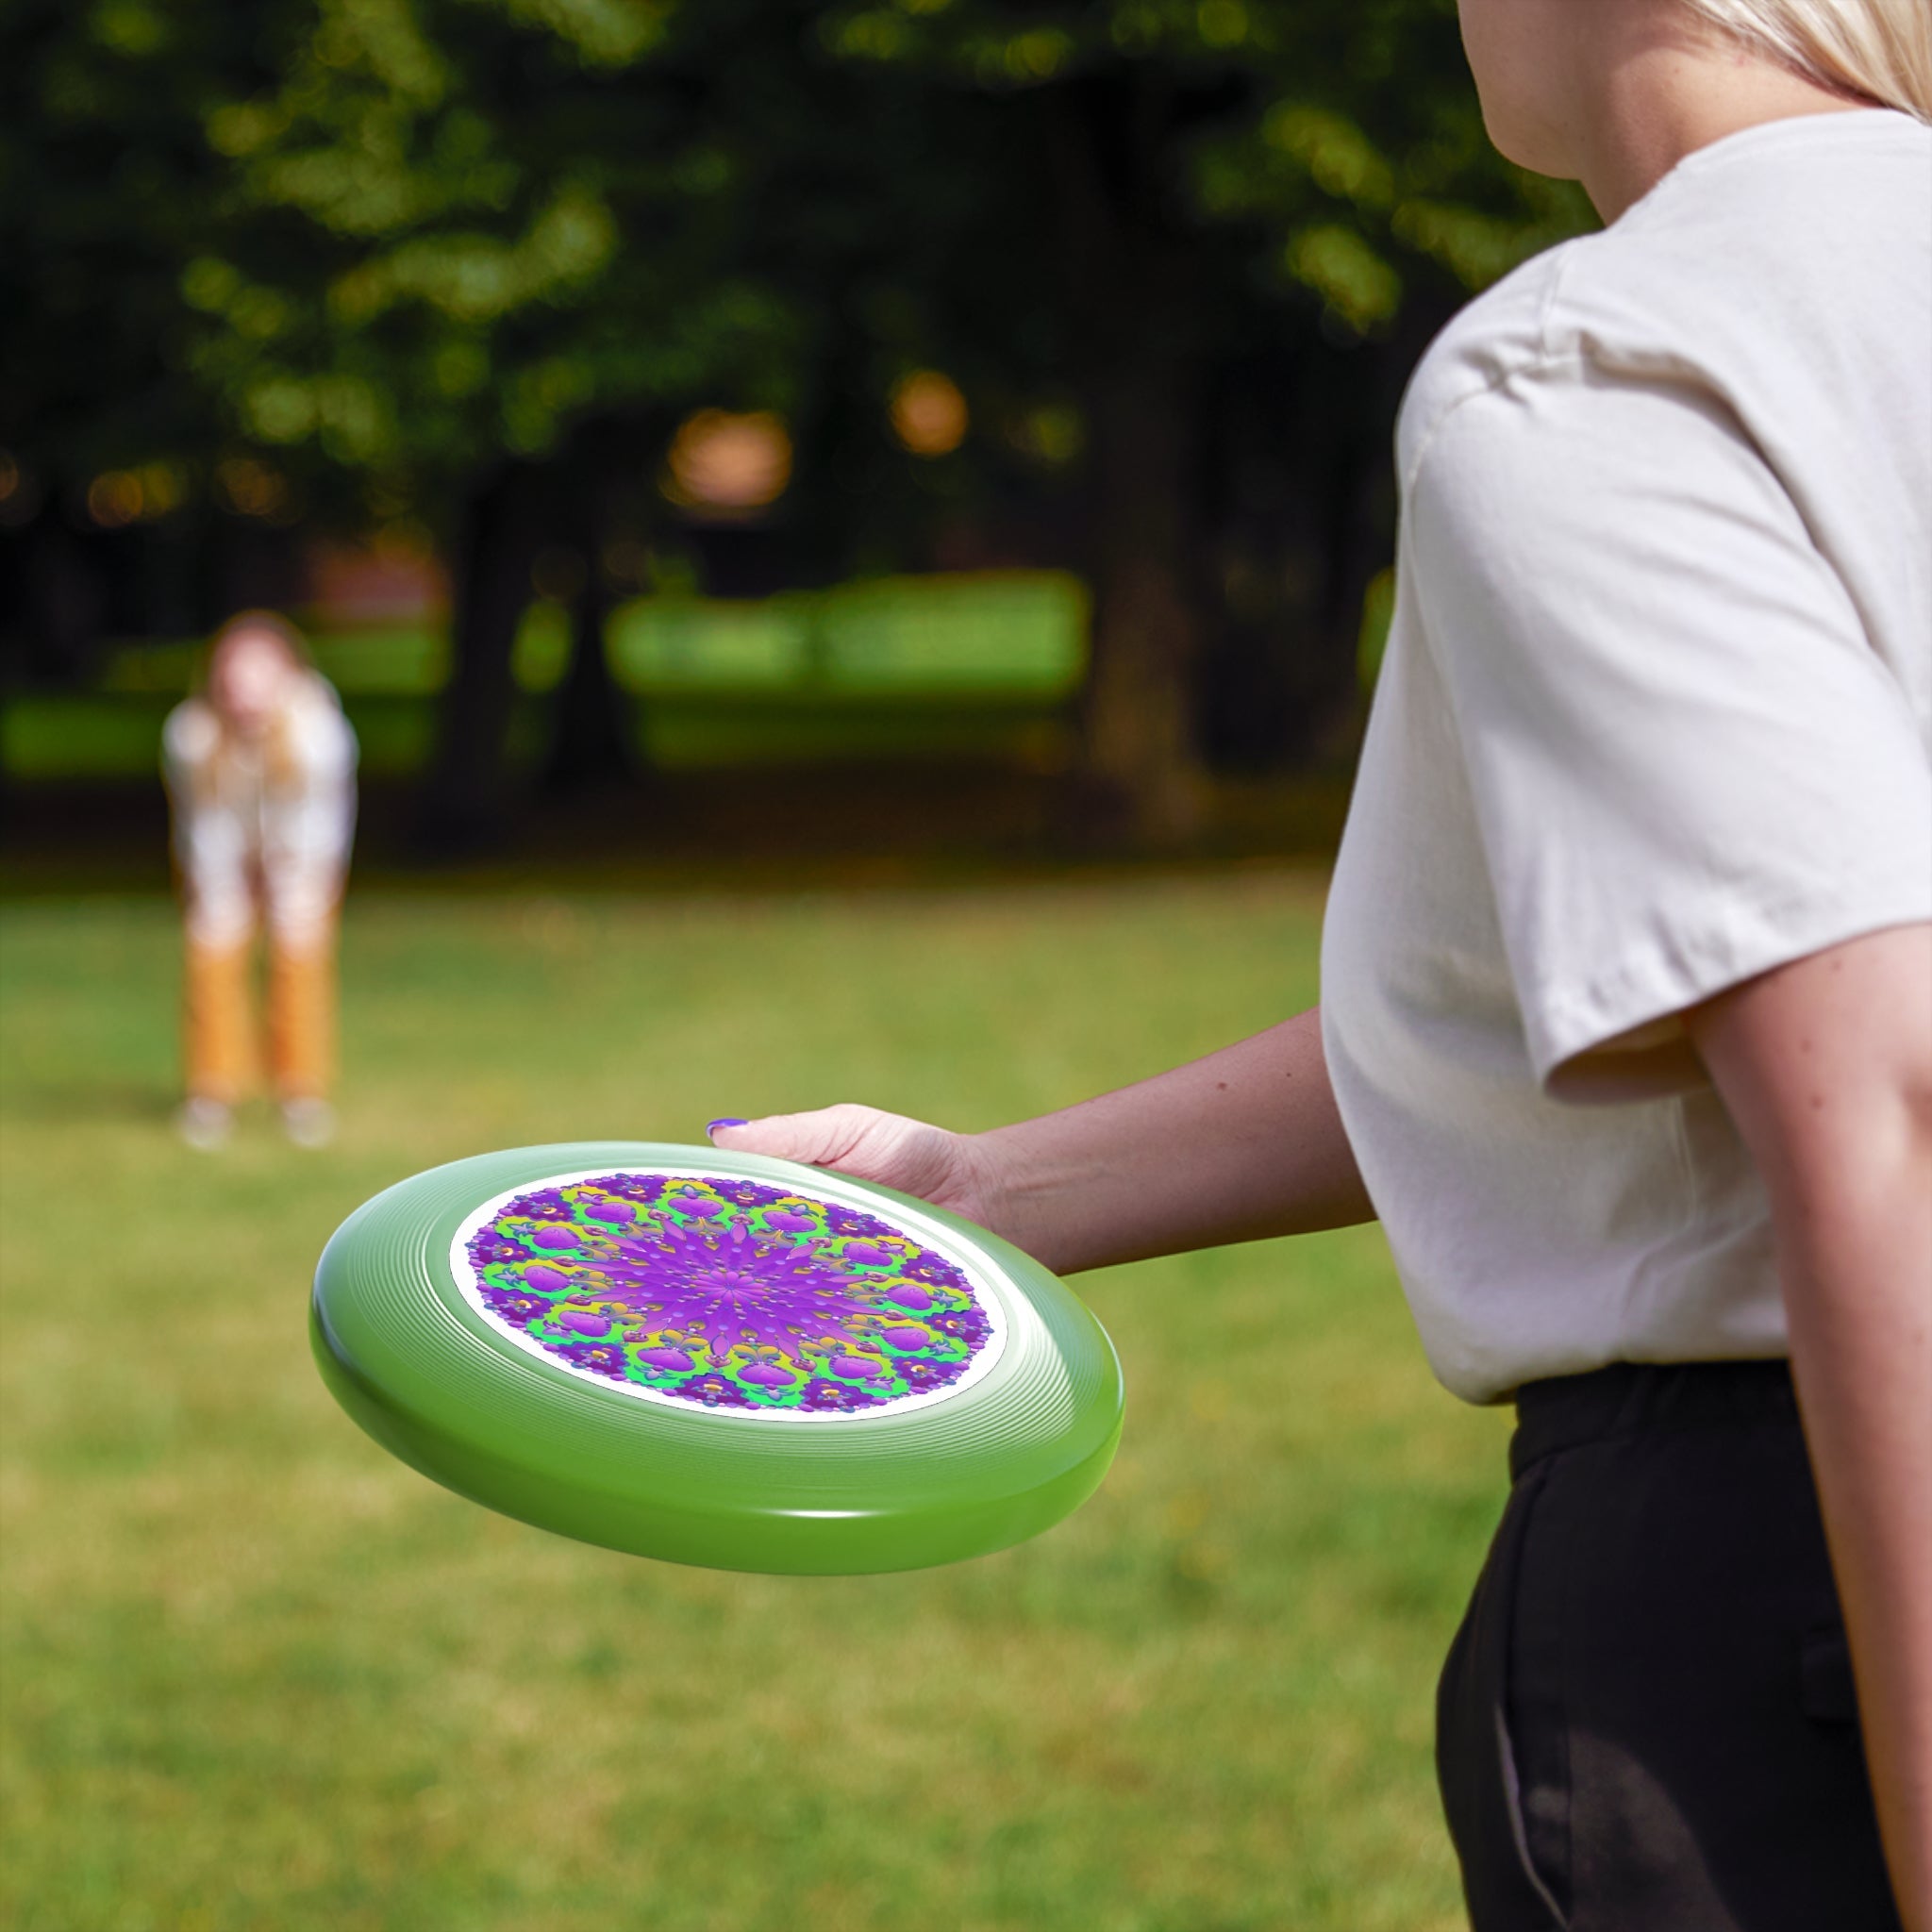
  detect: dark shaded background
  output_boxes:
[1,0,1592,877]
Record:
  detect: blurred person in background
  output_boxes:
[711,0,1932,1926]
[163,611,358,1151]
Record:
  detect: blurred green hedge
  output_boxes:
[3,572,1088,779]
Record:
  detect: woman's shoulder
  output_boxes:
[162,696,221,768]
[1394,209,1753,490]
[291,667,345,716]
[1395,243,1583,485]
[1398,110,1931,490]
[282,673,358,768]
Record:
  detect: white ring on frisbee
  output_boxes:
[450,1163,1011,1422]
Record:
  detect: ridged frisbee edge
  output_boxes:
[309,1141,1125,1572]
[313,1304,1121,1574]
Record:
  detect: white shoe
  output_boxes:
[280,1097,337,1149]
[176,1096,233,1151]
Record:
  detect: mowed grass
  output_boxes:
[0,875,1507,1932]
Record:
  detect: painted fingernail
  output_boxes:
[706,1118,748,1139]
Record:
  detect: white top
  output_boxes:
[163,671,358,950]
[1322,109,1932,1405]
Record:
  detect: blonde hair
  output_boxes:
[199,610,318,794]
[206,608,312,682]
[1682,0,1932,121]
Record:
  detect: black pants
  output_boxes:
[1436,1360,1900,1932]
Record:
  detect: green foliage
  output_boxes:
[1,1,266,485]
[0,878,1509,1929]
[6,0,1593,523]
[168,0,809,499]
[808,0,1592,326]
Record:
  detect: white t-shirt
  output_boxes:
[163,671,358,950]
[1321,109,1932,1405]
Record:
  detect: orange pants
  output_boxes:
[184,922,337,1105]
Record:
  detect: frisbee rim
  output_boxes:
[310,1141,1124,1574]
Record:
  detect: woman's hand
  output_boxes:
[706,1007,1373,1276]
[709,1106,1010,1231]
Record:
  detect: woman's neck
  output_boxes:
[1574,16,1876,223]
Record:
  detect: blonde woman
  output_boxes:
[708,2,1931,1924]
[163,612,358,1150]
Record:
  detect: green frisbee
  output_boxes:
[310,1141,1124,1574]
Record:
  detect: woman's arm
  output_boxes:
[1689,923,1932,1932]
[710,1005,1374,1275]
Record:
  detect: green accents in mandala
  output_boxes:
[456,1171,1004,1419]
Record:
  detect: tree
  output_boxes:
[808,0,1592,836]
[6,0,1591,844]
[0,0,326,679]
[157,0,862,845]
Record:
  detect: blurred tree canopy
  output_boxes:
[2,0,1592,844]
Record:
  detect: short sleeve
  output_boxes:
[161,699,218,784]
[1408,364,1932,1097]
[289,675,358,780]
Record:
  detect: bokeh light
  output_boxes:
[662,409,792,514]
[86,462,188,527]
[1008,401,1085,468]
[86,471,146,528]
[213,456,291,521]
[890,370,969,458]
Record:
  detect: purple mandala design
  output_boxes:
[456,1172,1000,1416]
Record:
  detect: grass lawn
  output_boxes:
[0,874,1507,1932]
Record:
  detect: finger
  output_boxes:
[708,1106,874,1168]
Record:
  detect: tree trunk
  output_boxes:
[541,418,658,799]
[1079,360,1206,843]
[1045,75,1210,847]
[541,555,634,797]
[417,460,542,858]
[13,509,107,687]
